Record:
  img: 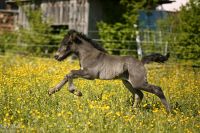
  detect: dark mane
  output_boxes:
[69,30,107,53]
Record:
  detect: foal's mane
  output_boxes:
[69,30,107,53]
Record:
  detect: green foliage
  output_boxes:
[19,9,53,55]
[98,0,161,56]
[158,0,200,63]
[101,0,126,24]
[0,7,65,56]
[0,31,18,54]
[98,22,136,55]
[120,0,145,25]
[98,0,200,65]
[175,0,200,60]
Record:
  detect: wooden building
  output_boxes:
[1,0,175,34]
[41,0,89,34]
[0,1,18,31]
[4,0,121,36]
[4,0,89,34]
[1,0,126,38]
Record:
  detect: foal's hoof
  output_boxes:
[75,91,82,97]
[48,92,52,96]
[48,89,54,96]
[166,107,171,114]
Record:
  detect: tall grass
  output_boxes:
[0,55,199,132]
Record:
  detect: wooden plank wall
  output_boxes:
[68,0,89,34]
[18,0,89,34]
[41,0,70,25]
[18,4,29,29]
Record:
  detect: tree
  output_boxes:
[174,0,200,61]
[158,0,200,64]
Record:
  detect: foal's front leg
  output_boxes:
[67,69,94,96]
[67,70,83,96]
[48,76,68,95]
[49,69,93,96]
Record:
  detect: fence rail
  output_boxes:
[1,42,200,56]
[0,52,199,70]
[0,30,199,62]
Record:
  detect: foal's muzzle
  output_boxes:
[54,53,62,61]
[54,52,69,61]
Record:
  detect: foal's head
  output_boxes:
[54,30,81,61]
[54,29,106,61]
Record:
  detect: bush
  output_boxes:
[97,0,161,56]
[18,9,54,55]
[0,8,66,56]
[0,31,18,54]
[98,22,137,55]
[157,0,200,65]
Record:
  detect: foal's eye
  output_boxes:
[65,45,70,50]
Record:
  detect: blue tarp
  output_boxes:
[138,10,168,30]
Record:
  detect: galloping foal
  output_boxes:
[48,30,171,112]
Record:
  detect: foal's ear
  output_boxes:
[71,33,82,44]
[74,37,82,44]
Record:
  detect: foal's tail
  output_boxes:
[141,53,170,64]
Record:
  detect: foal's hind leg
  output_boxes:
[140,83,171,112]
[122,80,144,108]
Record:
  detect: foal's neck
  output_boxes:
[76,40,102,67]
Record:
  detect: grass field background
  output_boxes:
[0,55,200,132]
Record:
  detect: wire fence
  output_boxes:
[88,30,200,37]
[0,30,199,67]
[8,28,200,36]
[2,42,199,55]
[0,52,199,71]
[1,40,199,54]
